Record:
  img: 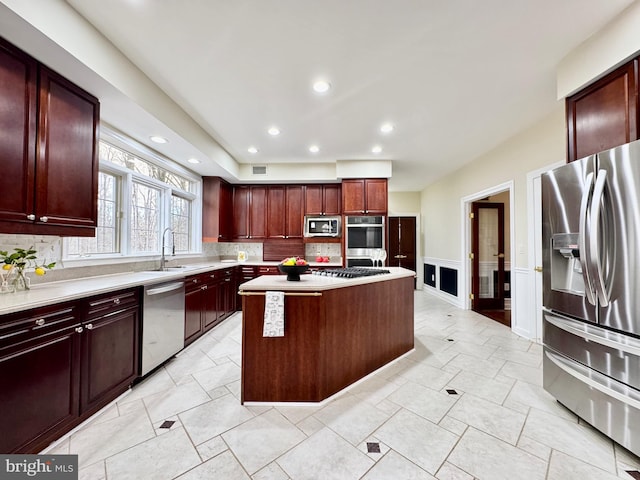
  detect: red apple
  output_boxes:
[316,256,323,262]
[296,259,307,266]
[323,256,330,263]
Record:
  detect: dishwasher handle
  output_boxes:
[146,282,184,296]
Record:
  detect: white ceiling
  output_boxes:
[63,0,635,191]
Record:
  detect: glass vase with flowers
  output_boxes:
[0,247,56,292]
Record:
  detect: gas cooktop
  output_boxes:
[312,267,391,278]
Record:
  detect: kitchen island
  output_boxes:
[239,267,415,403]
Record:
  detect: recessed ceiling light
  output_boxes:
[268,126,280,136]
[187,158,200,164]
[380,123,394,134]
[313,80,331,94]
[372,145,382,154]
[248,146,259,154]
[150,135,168,144]
[309,145,320,153]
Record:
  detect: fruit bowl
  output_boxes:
[277,264,309,281]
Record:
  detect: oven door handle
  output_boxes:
[545,349,640,410]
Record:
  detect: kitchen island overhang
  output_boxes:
[239,267,415,404]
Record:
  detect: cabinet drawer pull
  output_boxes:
[225,278,231,282]
[35,318,45,326]
[27,214,36,221]
[113,298,120,305]
[86,323,93,330]
[202,285,208,290]
[192,279,198,283]
[40,216,48,223]
[75,326,84,333]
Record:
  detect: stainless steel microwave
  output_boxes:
[304,216,341,237]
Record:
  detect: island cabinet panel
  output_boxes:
[0,303,81,454]
[202,176,233,242]
[242,295,324,402]
[0,36,100,236]
[240,271,414,403]
[80,289,140,415]
[567,60,638,162]
[342,179,387,215]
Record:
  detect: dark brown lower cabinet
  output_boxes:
[0,303,81,454]
[185,268,236,346]
[80,289,140,415]
[0,288,141,453]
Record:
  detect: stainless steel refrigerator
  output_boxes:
[542,139,640,456]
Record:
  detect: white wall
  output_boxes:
[557,1,640,97]
[421,104,565,269]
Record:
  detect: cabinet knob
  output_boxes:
[113,298,120,305]
[202,285,207,290]
[40,216,48,223]
[192,279,198,283]
[27,214,36,221]
[75,326,84,333]
[86,323,94,330]
[35,318,45,326]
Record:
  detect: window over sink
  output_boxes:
[64,128,201,260]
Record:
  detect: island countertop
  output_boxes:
[238,266,415,292]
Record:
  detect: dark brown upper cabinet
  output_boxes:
[0,37,100,236]
[566,59,638,162]
[304,184,341,216]
[267,185,304,239]
[342,179,388,215]
[202,177,233,242]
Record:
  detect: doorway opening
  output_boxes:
[463,185,513,327]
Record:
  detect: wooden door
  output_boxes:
[249,186,267,239]
[184,278,204,346]
[471,202,505,311]
[567,60,638,162]
[323,184,341,215]
[388,217,417,274]
[232,186,250,239]
[267,186,286,238]
[364,179,388,214]
[342,179,366,214]
[80,306,139,414]
[304,185,324,215]
[36,66,99,233]
[0,302,81,453]
[0,38,37,226]
[285,186,304,238]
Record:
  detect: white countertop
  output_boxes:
[238,267,416,292]
[0,260,343,316]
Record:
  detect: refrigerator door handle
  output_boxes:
[579,171,597,305]
[590,169,610,307]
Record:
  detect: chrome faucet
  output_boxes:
[160,227,174,271]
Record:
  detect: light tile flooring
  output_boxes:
[46,292,640,479]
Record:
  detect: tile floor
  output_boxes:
[46,292,640,479]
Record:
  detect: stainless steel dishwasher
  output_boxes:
[141,280,185,375]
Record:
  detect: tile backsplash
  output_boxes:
[0,234,342,286]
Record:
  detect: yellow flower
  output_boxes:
[35,267,46,276]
